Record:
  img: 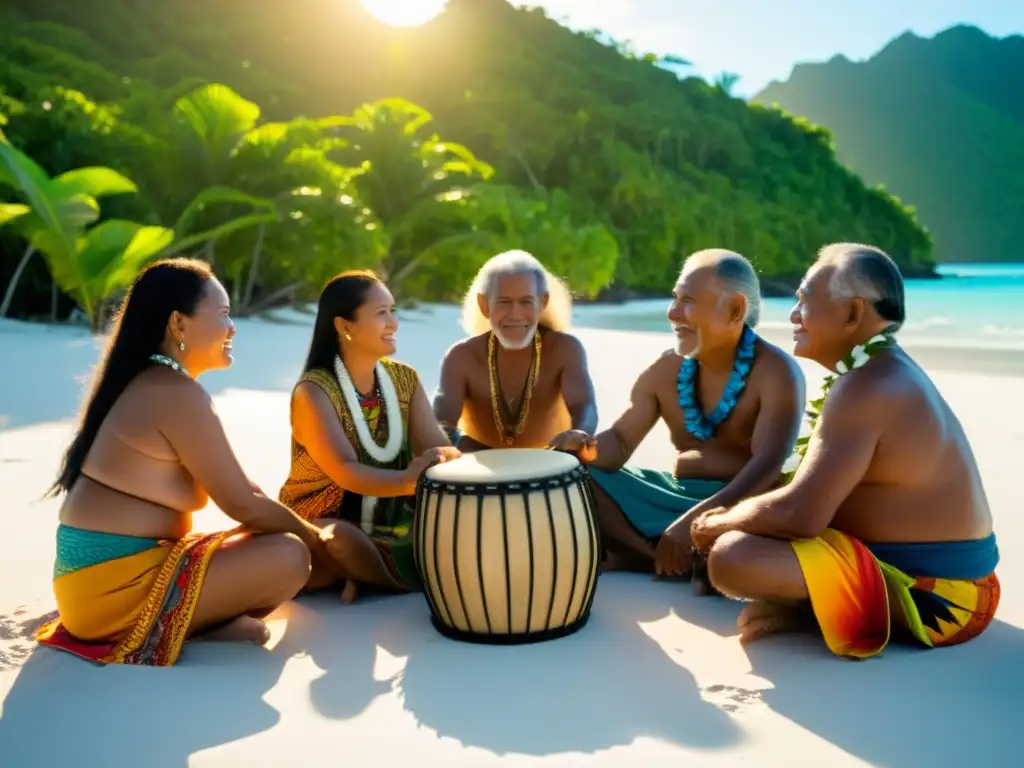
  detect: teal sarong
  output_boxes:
[588,466,726,539]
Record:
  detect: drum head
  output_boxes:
[426,448,580,483]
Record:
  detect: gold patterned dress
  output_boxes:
[279,357,422,590]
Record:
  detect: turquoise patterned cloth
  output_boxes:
[588,466,726,539]
[53,524,161,578]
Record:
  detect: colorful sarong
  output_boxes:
[333,490,421,591]
[279,360,423,593]
[792,528,1001,659]
[588,466,726,539]
[36,524,230,666]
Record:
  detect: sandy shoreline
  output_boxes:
[1,306,1021,766]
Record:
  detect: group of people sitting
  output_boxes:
[34,243,1000,667]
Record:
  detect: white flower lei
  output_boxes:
[333,356,404,534]
[781,333,893,482]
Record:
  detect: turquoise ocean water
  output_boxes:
[573,263,1024,351]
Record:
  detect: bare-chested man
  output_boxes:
[433,250,598,450]
[691,243,1000,657]
[551,249,805,577]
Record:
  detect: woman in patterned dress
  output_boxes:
[279,271,460,602]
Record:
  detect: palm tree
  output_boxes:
[0,130,278,329]
[0,131,170,327]
[329,97,496,294]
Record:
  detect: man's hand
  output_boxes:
[548,429,598,464]
[690,506,731,553]
[654,515,695,578]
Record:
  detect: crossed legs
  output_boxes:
[705,531,817,643]
[308,518,404,603]
[187,532,312,645]
[589,481,658,572]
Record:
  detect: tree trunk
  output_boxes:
[91,300,105,334]
[245,281,303,315]
[510,142,544,194]
[203,240,217,270]
[0,245,36,318]
[50,282,58,321]
[241,223,266,311]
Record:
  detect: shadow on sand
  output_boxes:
[0,636,289,768]
[744,621,1023,766]
[664,582,1024,767]
[273,577,745,758]
[3,574,1019,766]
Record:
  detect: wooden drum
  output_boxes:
[413,448,601,644]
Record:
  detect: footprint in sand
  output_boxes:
[700,683,767,713]
[0,605,58,672]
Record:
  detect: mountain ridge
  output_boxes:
[753,24,1024,263]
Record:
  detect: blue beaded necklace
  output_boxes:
[676,325,757,441]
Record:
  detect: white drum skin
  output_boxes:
[413,448,601,644]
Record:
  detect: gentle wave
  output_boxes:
[937,263,1024,278]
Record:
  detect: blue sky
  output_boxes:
[513,0,1024,96]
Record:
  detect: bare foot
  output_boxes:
[737,600,812,644]
[691,574,714,596]
[601,552,631,572]
[195,616,271,645]
[602,550,655,573]
[340,579,359,604]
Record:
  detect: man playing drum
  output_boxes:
[550,249,805,578]
[433,250,599,451]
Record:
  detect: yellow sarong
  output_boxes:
[792,528,1000,659]
[36,525,230,666]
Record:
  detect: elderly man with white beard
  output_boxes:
[551,249,805,576]
[432,250,598,452]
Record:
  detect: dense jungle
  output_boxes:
[0,0,934,325]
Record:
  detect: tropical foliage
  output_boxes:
[0,0,934,326]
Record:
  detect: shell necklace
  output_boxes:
[333,356,403,535]
[149,353,191,378]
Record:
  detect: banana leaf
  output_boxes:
[49,167,138,199]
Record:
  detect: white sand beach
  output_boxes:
[0,305,1021,767]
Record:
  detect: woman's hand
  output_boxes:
[403,446,461,490]
[302,521,338,575]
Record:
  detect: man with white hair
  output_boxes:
[690,243,1000,658]
[551,248,804,578]
[433,250,598,450]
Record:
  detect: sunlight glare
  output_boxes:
[360,0,448,28]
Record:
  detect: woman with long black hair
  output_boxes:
[37,258,329,666]
[279,270,459,603]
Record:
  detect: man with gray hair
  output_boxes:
[689,243,999,658]
[551,248,805,578]
[433,250,598,450]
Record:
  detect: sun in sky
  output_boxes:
[360,0,449,27]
